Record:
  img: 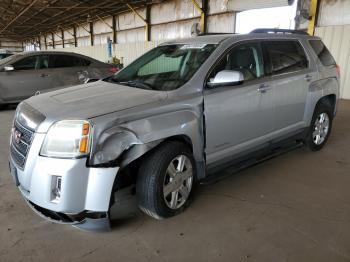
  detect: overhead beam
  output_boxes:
[19,0,61,26]
[25,0,115,33]
[0,0,40,34]
[96,15,113,29]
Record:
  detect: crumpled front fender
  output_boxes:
[90,127,141,166]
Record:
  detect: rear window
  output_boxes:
[263,40,308,75]
[50,55,83,68]
[309,40,336,66]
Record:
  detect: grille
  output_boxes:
[10,121,35,169]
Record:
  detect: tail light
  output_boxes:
[336,64,341,78]
[109,67,119,74]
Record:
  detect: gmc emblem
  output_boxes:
[13,129,22,144]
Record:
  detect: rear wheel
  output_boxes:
[136,141,195,219]
[305,102,333,151]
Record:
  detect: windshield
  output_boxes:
[106,44,217,91]
[0,53,21,66]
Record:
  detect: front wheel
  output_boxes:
[305,103,333,151]
[136,141,195,219]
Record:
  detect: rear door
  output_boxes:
[0,55,52,101]
[262,40,313,132]
[204,41,275,165]
[48,54,88,89]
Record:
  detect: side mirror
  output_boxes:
[207,70,244,88]
[4,65,14,72]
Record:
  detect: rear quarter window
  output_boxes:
[309,39,336,66]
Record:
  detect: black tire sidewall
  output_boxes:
[137,142,196,219]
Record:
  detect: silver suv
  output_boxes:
[9,29,339,231]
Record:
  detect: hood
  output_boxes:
[25,80,167,127]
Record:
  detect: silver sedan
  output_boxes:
[0,51,118,106]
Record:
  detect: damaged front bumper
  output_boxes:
[9,155,119,232]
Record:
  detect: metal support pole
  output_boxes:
[308,0,319,36]
[201,0,208,34]
[89,22,94,46]
[112,15,117,43]
[61,29,65,48]
[73,26,77,47]
[44,34,47,50]
[51,32,55,49]
[145,5,151,41]
[192,0,205,34]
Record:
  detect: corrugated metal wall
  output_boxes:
[24,0,291,67]
[0,38,22,52]
[318,0,350,27]
[315,25,350,99]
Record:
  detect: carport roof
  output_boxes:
[0,0,158,41]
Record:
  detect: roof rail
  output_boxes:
[198,32,236,36]
[250,28,309,35]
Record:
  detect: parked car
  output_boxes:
[0,52,13,60]
[9,29,339,231]
[0,51,118,106]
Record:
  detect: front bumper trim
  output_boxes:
[24,198,111,232]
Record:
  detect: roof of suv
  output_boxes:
[163,32,320,45]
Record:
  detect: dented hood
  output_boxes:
[24,80,167,124]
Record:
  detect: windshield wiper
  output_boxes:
[120,80,154,90]
[106,77,154,90]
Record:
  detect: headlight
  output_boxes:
[40,120,91,158]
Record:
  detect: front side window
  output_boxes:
[107,44,217,91]
[13,56,37,71]
[264,40,308,75]
[309,40,335,66]
[208,42,265,83]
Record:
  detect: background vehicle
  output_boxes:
[0,51,118,105]
[9,30,339,231]
[0,52,13,60]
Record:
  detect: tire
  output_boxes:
[136,141,196,219]
[305,102,333,151]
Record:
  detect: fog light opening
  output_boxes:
[51,176,62,203]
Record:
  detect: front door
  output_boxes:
[0,55,52,102]
[204,41,275,165]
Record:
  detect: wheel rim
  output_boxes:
[163,155,193,210]
[312,112,330,145]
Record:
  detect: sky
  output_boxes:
[235,1,298,34]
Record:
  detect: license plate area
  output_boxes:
[9,160,20,186]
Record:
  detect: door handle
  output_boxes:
[257,83,271,93]
[39,73,49,77]
[305,74,312,82]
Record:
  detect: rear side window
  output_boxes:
[309,40,336,66]
[81,58,91,66]
[50,55,83,68]
[263,40,308,75]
